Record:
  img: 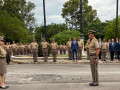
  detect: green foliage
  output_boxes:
[62,0,98,29]
[2,0,35,32]
[0,9,27,42]
[50,30,81,44]
[104,18,120,41]
[35,23,68,42]
[84,21,108,43]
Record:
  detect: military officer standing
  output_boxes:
[88,30,100,86]
[16,43,20,55]
[0,36,9,89]
[51,39,58,62]
[59,43,63,55]
[31,39,38,63]
[27,43,31,55]
[86,39,90,60]
[78,37,83,60]
[101,39,108,61]
[19,43,24,55]
[62,43,67,54]
[66,37,72,60]
[24,43,28,55]
[41,38,49,62]
[11,41,17,56]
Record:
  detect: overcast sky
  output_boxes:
[26,0,120,26]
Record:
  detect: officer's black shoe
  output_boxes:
[89,83,98,86]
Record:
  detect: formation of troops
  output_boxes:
[2,35,120,64]
[0,30,120,88]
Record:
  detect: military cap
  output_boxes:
[0,36,5,41]
[88,30,96,34]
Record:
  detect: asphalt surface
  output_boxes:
[4,63,120,90]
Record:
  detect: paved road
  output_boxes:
[5,63,120,90]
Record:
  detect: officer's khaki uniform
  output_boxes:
[78,41,83,60]
[86,43,90,60]
[66,41,72,60]
[101,42,108,61]
[24,45,28,55]
[11,44,17,56]
[89,37,99,84]
[31,42,38,62]
[59,45,63,55]
[28,45,31,55]
[0,46,7,74]
[19,45,24,55]
[51,43,57,62]
[16,45,20,55]
[41,42,48,62]
[62,45,67,54]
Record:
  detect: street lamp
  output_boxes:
[43,0,47,41]
[116,0,119,37]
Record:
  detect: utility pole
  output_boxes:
[43,0,47,40]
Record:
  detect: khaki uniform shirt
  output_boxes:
[62,45,66,49]
[12,44,17,49]
[59,45,63,49]
[28,45,31,49]
[31,42,38,49]
[0,46,6,57]
[101,42,108,50]
[6,45,10,50]
[89,38,99,54]
[20,45,24,50]
[78,41,83,48]
[51,43,57,49]
[41,42,48,49]
[66,41,72,48]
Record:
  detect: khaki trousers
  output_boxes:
[90,55,99,84]
[102,49,107,60]
[42,48,48,62]
[52,49,57,62]
[12,48,16,56]
[78,47,82,60]
[32,49,38,62]
[68,47,72,60]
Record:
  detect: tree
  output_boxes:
[35,23,68,42]
[2,0,35,32]
[83,21,108,43]
[0,9,27,42]
[50,30,81,44]
[61,0,98,30]
[104,18,120,41]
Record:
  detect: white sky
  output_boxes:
[26,0,120,26]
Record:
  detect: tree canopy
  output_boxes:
[50,30,81,44]
[61,0,99,30]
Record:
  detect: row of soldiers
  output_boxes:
[40,37,83,62]
[3,41,32,64]
[3,41,31,56]
[85,37,120,61]
[2,37,84,63]
[3,37,120,64]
